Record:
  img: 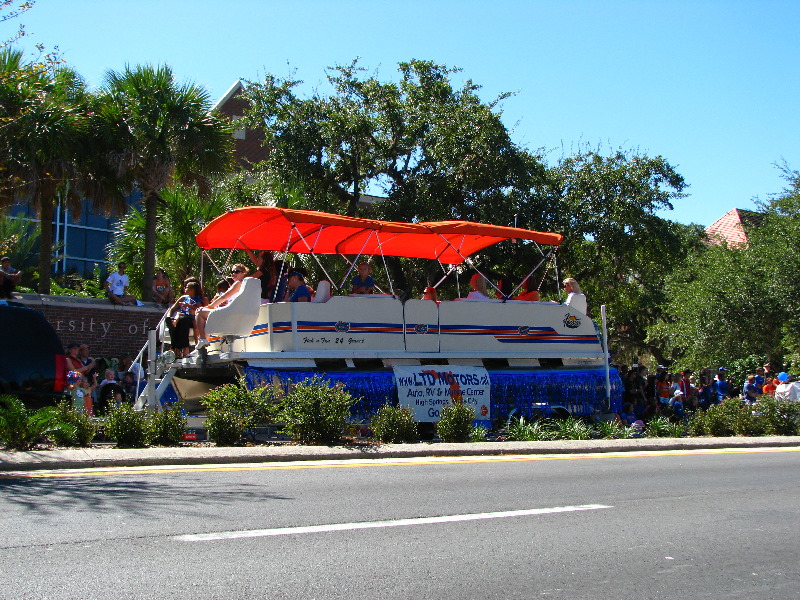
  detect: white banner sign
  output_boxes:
[393,366,491,422]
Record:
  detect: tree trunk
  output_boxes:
[141,191,158,301]
[37,197,54,295]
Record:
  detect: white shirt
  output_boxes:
[106,271,129,295]
[775,382,800,402]
[565,292,587,314]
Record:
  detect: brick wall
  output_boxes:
[15,294,165,359]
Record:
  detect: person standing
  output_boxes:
[712,368,731,403]
[166,281,205,358]
[105,263,137,305]
[0,256,22,298]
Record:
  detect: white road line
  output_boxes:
[176,504,613,542]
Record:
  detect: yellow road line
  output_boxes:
[4,446,800,479]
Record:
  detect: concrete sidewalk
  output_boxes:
[2,436,800,472]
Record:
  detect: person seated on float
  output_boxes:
[351,262,375,294]
[514,277,540,301]
[466,273,491,300]
[496,276,514,300]
[192,264,249,350]
[210,278,232,307]
[286,271,312,302]
[562,277,587,314]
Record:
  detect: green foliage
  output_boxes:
[49,399,98,447]
[594,419,631,440]
[0,212,39,285]
[277,376,355,444]
[97,63,234,299]
[103,403,150,448]
[757,396,800,436]
[469,425,488,442]
[688,398,773,438]
[107,186,237,298]
[370,404,419,443]
[204,409,243,447]
[653,165,800,371]
[504,416,552,441]
[0,395,71,450]
[645,416,674,438]
[150,403,187,446]
[436,401,475,443]
[202,378,279,446]
[549,416,593,440]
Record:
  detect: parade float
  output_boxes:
[137,207,623,427]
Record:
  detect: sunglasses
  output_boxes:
[231,269,242,275]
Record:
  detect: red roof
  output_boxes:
[195,207,563,264]
[705,208,763,247]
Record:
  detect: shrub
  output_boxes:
[370,404,419,443]
[50,400,98,447]
[469,425,488,442]
[436,401,475,443]
[594,419,629,439]
[645,416,673,437]
[150,403,187,446]
[700,400,737,437]
[550,416,592,440]
[0,395,73,450]
[505,416,552,441]
[730,405,764,437]
[205,409,243,446]
[103,403,151,448]
[277,376,355,444]
[203,378,280,446]
[757,396,800,435]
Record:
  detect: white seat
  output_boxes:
[312,280,331,303]
[204,277,262,339]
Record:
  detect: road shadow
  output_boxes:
[0,475,293,517]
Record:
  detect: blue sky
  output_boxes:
[6,0,799,227]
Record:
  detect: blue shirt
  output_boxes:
[351,275,375,293]
[290,284,312,302]
[712,379,730,400]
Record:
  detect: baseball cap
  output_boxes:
[777,372,789,383]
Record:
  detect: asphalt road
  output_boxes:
[1,448,799,599]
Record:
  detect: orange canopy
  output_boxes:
[195,207,562,264]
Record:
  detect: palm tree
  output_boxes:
[0,48,123,293]
[107,185,235,296]
[96,64,234,300]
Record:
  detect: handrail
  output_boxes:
[133,307,172,411]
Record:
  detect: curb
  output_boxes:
[3,436,800,472]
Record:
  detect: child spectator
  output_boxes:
[743,375,762,404]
